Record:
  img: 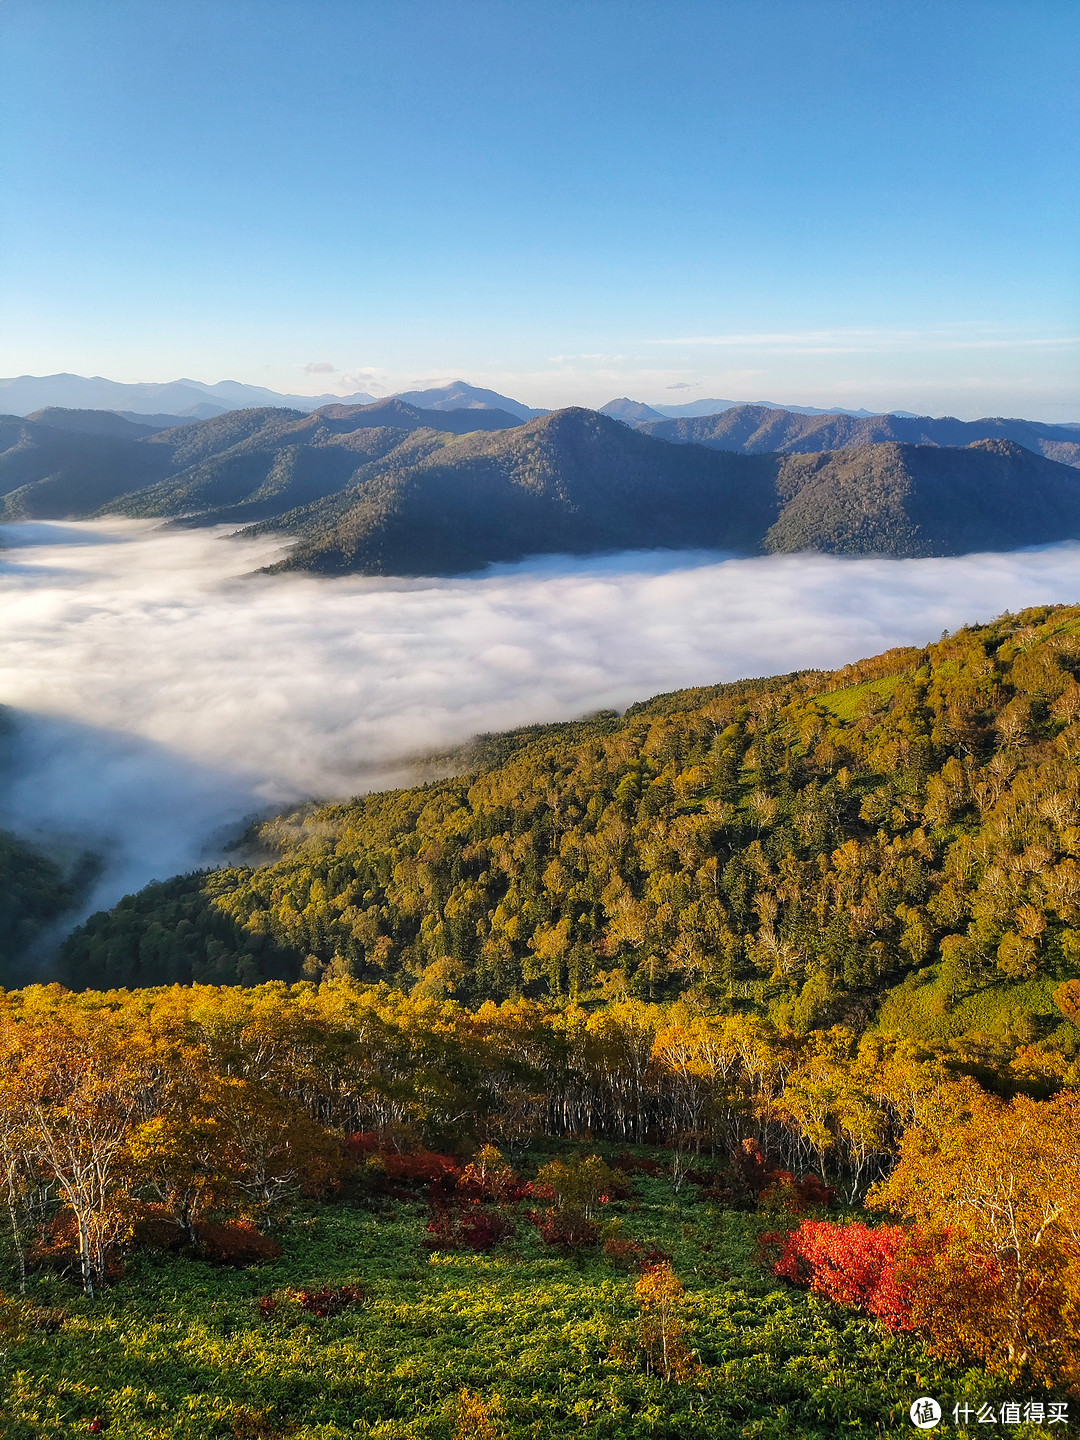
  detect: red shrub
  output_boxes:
[292,1283,364,1317]
[258,1284,363,1319]
[194,1221,283,1267]
[345,1135,464,1199]
[774,1220,913,1330]
[603,1237,642,1267]
[638,1247,674,1269]
[383,1150,461,1188]
[703,1140,835,1213]
[759,1170,837,1214]
[612,1151,663,1177]
[425,1201,515,1251]
[130,1205,187,1251]
[343,1132,382,1160]
[456,1148,526,1205]
[523,1179,556,1203]
[29,1213,124,1284]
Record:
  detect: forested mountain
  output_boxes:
[0,401,520,525]
[5,403,1080,567]
[0,715,87,979]
[0,413,175,519]
[764,438,1080,556]
[258,407,779,575]
[603,397,887,420]
[260,417,1080,574]
[61,603,1080,1092]
[0,830,80,980]
[637,403,1080,466]
[24,407,166,438]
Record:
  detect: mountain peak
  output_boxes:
[599,398,666,424]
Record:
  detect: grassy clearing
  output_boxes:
[814,671,909,722]
[873,967,1067,1047]
[1,1166,1016,1440]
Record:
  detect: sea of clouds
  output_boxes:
[3,519,1080,923]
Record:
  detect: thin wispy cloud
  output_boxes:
[3,522,1080,922]
[652,327,1080,353]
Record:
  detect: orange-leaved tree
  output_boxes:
[870,1079,1080,1395]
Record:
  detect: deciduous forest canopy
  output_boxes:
[59,602,1080,1076]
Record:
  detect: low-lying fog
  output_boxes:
[3,519,1080,925]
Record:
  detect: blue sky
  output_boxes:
[2,0,1077,418]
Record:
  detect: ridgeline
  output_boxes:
[4,401,1080,572]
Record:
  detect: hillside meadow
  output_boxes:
[0,1143,1018,1440]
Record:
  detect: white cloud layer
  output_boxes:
[3,521,1080,923]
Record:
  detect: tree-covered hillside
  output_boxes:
[62,605,1080,1085]
[261,412,1080,575]
[0,830,80,981]
[0,413,173,519]
[0,402,519,526]
[764,437,1080,556]
[6,403,1080,571]
[260,408,779,575]
[0,711,88,980]
[638,403,1080,467]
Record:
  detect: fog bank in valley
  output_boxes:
[3,520,1080,926]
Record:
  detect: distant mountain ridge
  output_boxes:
[633,404,1080,466]
[0,400,520,524]
[5,400,1080,572]
[601,396,898,421]
[390,383,546,420]
[0,374,539,420]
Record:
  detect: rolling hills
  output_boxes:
[258,413,1080,575]
[255,407,780,575]
[635,402,1080,465]
[0,401,520,526]
[4,401,1080,571]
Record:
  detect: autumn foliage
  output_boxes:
[607,1261,698,1383]
[773,1221,912,1329]
[771,1082,1080,1397]
[871,1081,1080,1395]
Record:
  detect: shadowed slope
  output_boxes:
[261,407,779,575]
[765,439,1080,556]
